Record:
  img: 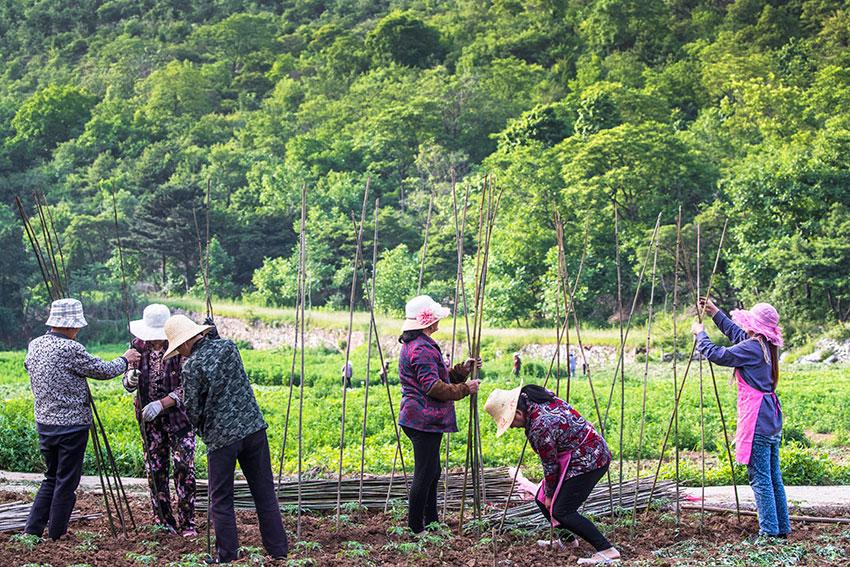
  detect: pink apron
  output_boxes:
[534,430,592,527]
[734,369,780,465]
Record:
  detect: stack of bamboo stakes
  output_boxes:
[14,192,137,538]
[0,502,101,533]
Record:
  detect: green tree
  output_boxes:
[366,11,445,68]
[374,244,418,315]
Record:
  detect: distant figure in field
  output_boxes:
[569,351,577,377]
[693,298,789,539]
[341,360,353,389]
[513,353,522,379]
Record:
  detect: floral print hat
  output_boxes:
[401,295,451,332]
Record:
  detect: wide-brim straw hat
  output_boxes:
[45,298,88,328]
[402,295,451,331]
[730,302,784,348]
[163,314,212,360]
[130,303,171,341]
[485,385,523,437]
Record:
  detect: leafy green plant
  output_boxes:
[294,540,322,552]
[287,560,317,567]
[238,546,265,564]
[126,552,157,566]
[339,540,370,559]
[386,525,409,537]
[11,533,42,551]
[341,500,367,513]
[75,531,100,552]
[166,553,209,567]
[383,540,423,556]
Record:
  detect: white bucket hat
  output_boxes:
[402,295,451,332]
[484,385,523,437]
[163,314,212,360]
[45,298,88,328]
[130,304,171,341]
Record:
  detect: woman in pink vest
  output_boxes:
[691,298,789,538]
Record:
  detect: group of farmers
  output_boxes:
[24,299,287,563]
[22,289,789,565]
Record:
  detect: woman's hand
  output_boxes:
[462,357,482,374]
[699,297,718,316]
[691,322,705,336]
[467,379,480,395]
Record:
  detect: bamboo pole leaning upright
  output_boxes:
[631,226,660,525]
[671,208,683,526]
[358,198,380,508]
[336,178,370,530]
[697,223,706,532]
[418,190,434,295]
[613,207,626,505]
[296,182,308,537]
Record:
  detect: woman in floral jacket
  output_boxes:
[124,304,196,536]
[485,385,620,565]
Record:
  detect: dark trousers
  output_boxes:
[536,463,612,552]
[208,428,288,562]
[402,425,443,533]
[25,429,89,540]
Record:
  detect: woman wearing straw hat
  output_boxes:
[164,314,288,562]
[484,385,620,564]
[397,295,481,534]
[692,299,789,538]
[123,304,196,536]
[24,298,140,541]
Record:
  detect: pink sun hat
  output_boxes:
[730,303,784,348]
[402,295,451,331]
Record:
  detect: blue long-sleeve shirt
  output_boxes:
[696,310,782,437]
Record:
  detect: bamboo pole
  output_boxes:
[697,223,706,532]
[335,180,370,529]
[632,224,660,525]
[417,190,434,295]
[358,198,380,508]
[297,182,308,537]
[15,196,55,300]
[40,192,69,294]
[672,208,682,526]
[613,207,626,504]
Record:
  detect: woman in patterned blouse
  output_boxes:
[485,385,620,565]
[397,295,481,534]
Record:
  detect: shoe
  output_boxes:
[576,552,621,564]
[537,538,567,550]
[181,528,198,538]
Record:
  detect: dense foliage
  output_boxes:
[1,0,849,346]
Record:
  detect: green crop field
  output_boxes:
[2,341,848,486]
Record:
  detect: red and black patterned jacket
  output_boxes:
[525,397,611,497]
[124,338,191,435]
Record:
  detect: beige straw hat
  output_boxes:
[163,314,212,360]
[484,385,523,437]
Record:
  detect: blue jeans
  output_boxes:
[747,433,790,536]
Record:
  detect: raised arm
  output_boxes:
[711,310,750,345]
[71,344,129,380]
[696,331,761,368]
[528,425,560,498]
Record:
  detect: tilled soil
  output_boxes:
[2,491,849,566]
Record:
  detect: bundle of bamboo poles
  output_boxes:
[489,479,680,533]
[0,502,101,533]
[199,468,522,512]
[14,191,138,538]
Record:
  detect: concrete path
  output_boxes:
[683,485,850,511]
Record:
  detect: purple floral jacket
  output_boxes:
[124,338,191,435]
[525,398,611,497]
[398,334,459,433]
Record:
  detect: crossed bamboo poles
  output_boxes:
[15,192,137,538]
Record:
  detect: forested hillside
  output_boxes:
[1,0,849,347]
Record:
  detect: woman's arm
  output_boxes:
[528,426,560,498]
[712,310,749,344]
[696,332,760,367]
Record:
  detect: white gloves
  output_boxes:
[142,400,163,422]
[124,369,140,389]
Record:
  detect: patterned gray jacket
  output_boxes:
[181,337,267,452]
[25,332,128,427]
